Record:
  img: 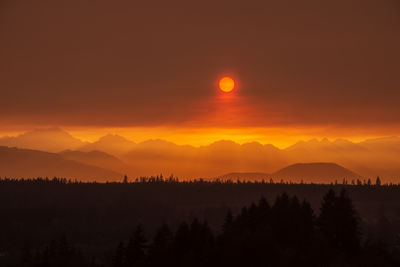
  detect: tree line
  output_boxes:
[1,178,399,266]
[109,189,398,267]
[14,189,400,267]
[0,175,394,186]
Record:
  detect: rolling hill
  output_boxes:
[0,146,122,181]
[271,162,361,183]
[59,150,131,174]
[1,128,400,180]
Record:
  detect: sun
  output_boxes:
[219,77,235,93]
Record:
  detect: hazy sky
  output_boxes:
[1,0,400,143]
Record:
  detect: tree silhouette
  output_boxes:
[147,223,173,266]
[125,225,147,267]
[113,242,125,267]
[376,176,381,186]
[21,243,32,267]
[2,178,400,266]
[318,189,360,260]
[222,209,233,233]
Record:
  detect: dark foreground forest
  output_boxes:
[1,177,400,266]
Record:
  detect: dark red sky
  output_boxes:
[1,0,400,131]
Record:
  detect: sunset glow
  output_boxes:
[2,2,400,265]
[218,77,235,93]
[0,1,399,180]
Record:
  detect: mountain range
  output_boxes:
[0,128,399,181]
[0,146,121,180]
[0,127,85,152]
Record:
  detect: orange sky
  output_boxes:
[0,125,398,150]
[1,0,400,145]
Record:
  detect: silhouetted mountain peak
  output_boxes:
[97,134,134,144]
[208,140,239,147]
[0,128,84,152]
[0,146,121,180]
[241,142,280,152]
[79,134,136,155]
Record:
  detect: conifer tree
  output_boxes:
[376,176,381,186]
[125,225,147,267]
[147,223,173,266]
[318,189,360,258]
[222,209,233,233]
[113,242,125,267]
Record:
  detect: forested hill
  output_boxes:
[0,178,399,266]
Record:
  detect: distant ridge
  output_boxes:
[0,146,122,181]
[1,128,400,179]
[0,128,84,152]
[59,150,130,174]
[271,162,361,183]
[79,134,136,155]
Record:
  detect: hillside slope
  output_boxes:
[0,146,122,181]
[272,162,360,183]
